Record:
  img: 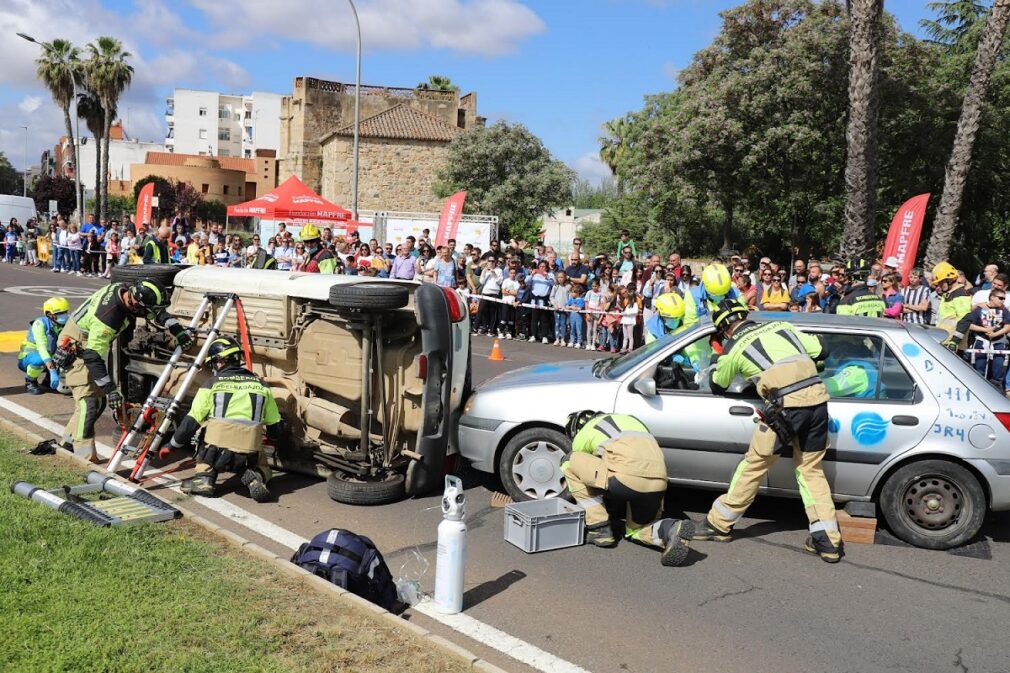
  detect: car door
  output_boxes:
[614,329,759,487]
[767,329,938,497]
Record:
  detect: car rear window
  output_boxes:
[814,333,916,402]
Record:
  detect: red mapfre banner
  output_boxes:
[882,193,930,284]
[135,182,154,228]
[434,191,467,248]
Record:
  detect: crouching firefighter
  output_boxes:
[174,336,282,503]
[694,300,844,563]
[561,411,696,567]
[59,280,193,463]
[18,297,69,394]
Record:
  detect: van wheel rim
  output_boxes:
[511,440,566,499]
[900,475,966,533]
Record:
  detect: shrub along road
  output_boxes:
[1,263,1009,673]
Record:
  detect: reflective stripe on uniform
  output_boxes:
[213,392,227,418]
[252,394,264,423]
[575,495,605,509]
[743,344,774,371]
[776,328,805,354]
[809,519,838,533]
[712,497,742,522]
[94,375,112,389]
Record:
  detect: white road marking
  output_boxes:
[0,395,592,673]
[5,285,97,297]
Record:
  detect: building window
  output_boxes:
[201,184,209,194]
[199,107,207,117]
[199,129,207,140]
[218,106,229,119]
[245,126,253,140]
[244,149,252,158]
[235,113,241,122]
[223,185,229,195]
[238,186,243,196]
[219,149,230,157]
[218,129,230,141]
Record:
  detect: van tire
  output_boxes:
[111,264,181,287]
[329,283,409,311]
[879,459,986,550]
[326,470,405,505]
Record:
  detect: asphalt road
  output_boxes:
[2,263,1009,673]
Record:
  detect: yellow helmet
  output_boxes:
[702,263,733,298]
[654,292,686,320]
[43,297,70,316]
[299,223,321,242]
[932,261,957,284]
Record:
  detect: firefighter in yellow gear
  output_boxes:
[932,261,972,351]
[561,411,696,567]
[692,300,843,563]
[836,259,886,317]
[300,223,339,274]
[173,336,283,502]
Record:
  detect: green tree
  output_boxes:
[31,175,77,217]
[434,120,575,242]
[417,75,458,91]
[0,152,23,195]
[76,90,112,208]
[172,181,202,219]
[926,1,1010,267]
[571,178,618,209]
[840,0,885,261]
[195,199,227,224]
[85,36,133,224]
[599,117,631,195]
[32,38,81,217]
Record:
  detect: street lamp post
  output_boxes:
[20,125,29,196]
[17,32,83,221]
[347,0,361,220]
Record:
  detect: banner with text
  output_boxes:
[882,193,930,284]
[434,191,467,248]
[135,182,155,227]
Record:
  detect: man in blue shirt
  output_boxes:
[565,253,590,292]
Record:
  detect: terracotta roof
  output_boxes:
[144,151,256,174]
[321,104,463,144]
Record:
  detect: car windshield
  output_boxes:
[601,323,705,379]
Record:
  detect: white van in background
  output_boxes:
[0,195,38,228]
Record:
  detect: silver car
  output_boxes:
[459,313,1010,549]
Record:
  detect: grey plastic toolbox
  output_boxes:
[504,498,585,553]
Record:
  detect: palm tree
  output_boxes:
[417,75,458,91]
[599,117,630,195]
[926,1,1010,267]
[76,91,111,206]
[33,38,81,217]
[84,36,133,222]
[839,0,884,262]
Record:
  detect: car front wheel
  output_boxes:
[879,459,986,550]
[498,428,571,502]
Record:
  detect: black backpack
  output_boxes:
[290,529,398,611]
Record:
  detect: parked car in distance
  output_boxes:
[459,312,1010,550]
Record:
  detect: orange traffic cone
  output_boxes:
[488,338,505,361]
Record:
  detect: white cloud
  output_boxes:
[18,96,42,114]
[189,0,546,56]
[571,152,614,185]
[661,61,680,81]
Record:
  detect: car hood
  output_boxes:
[483,359,601,389]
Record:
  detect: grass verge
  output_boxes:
[0,431,471,673]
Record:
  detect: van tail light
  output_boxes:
[441,287,465,322]
[996,413,1010,434]
[416,355,428,381]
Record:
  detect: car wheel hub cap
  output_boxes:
[512,441,566,499]
[904,477,962,530]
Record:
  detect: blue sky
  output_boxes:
[0,0,949,178]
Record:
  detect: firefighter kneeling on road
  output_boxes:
[561,411,696,567]
[18,297,70,395]
[693,300,844,563]
[59,280,192,463]
[174,336,281,503]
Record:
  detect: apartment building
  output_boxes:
[165,89,282,158]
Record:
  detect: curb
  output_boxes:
[0,417,510,673]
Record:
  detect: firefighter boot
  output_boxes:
[692,519,732,542]
[181,472,217,497]
[585,524,617,548]
[804,535,844,564]
[25,377,44,395]
[661,519,696,567]
[241,468,271,503]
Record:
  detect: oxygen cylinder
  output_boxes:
[433,475,466,614]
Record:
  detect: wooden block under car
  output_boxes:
[837,510,877,544]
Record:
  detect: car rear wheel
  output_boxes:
[110,263,181,287]
[498,428,571,502]
[879,459,986,550]
[326,470,405,506]
[329,283,409,310]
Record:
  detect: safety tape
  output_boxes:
[464,292,638,318]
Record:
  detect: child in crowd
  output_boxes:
[213,242,229,267]
[227,241,243,267]
[499,266,520,339]
[620,287,639,353]
[104,232,120,278]
[550,270,572,346]
[598,284,620,353]
[585,278,603,351]
[24,230,37,267]
[3,225,17,263]
[566,283,586,348]
[66,225,82,275]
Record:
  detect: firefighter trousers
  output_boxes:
[62,358,106,451]
[707,404,841,548]
[563,452,676,548]
[194,445,271,482]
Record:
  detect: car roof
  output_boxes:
[748,311,911,332]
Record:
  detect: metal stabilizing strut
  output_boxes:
[107,293,237,480]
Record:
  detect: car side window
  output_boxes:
[655,334,713,393]
[813,333,915,401]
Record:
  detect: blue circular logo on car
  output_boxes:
[851,412,889,446]
[901,343,921,357]
[828,417,841,434]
